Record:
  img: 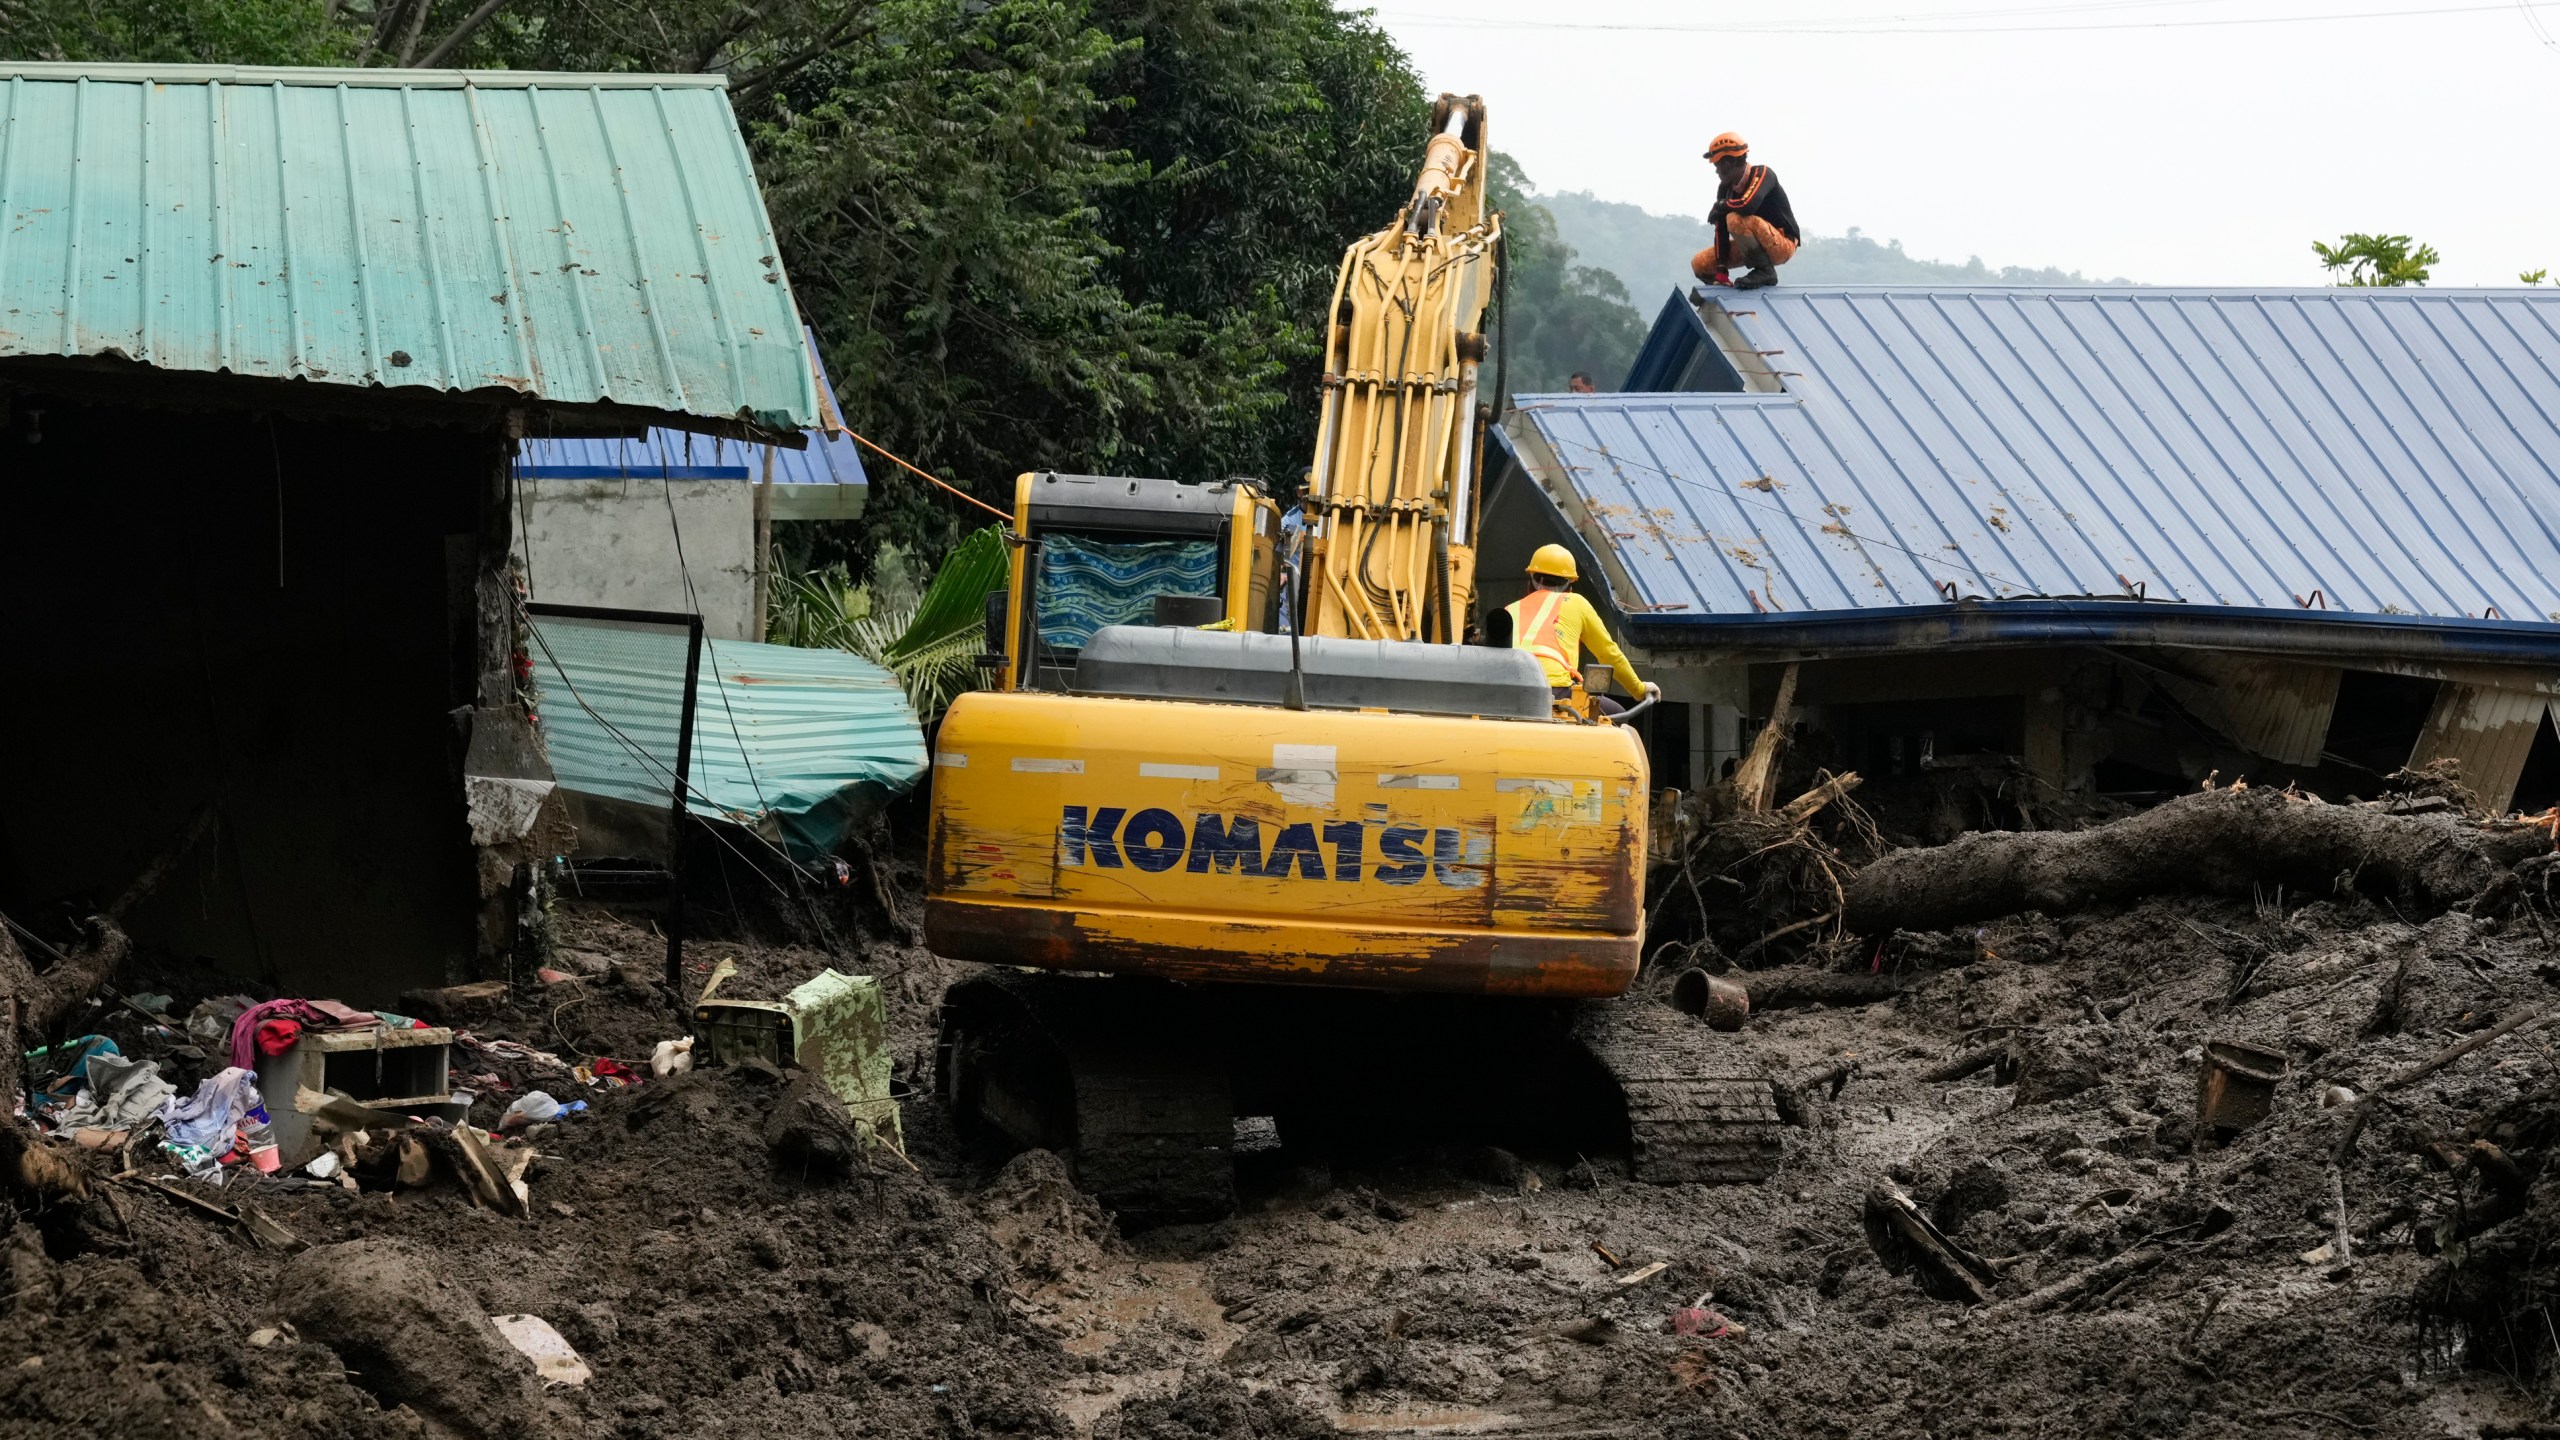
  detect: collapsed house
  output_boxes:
[1484,286,2560,819]
[0,61,821,1000]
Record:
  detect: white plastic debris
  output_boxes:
[491,1314,589,1388]
[651,1037,694,1079]
[304,1152,341,1180]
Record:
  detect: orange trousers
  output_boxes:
[1691,215,1798,280]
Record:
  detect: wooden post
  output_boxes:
[752,446,775,642]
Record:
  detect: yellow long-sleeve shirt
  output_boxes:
[1505,588,1643,694]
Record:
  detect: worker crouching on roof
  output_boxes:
[1690,132,1799,292]
[1505,545,1660,719]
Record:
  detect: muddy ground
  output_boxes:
[8,795,2560,1438]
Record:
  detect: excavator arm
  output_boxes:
[1300,94,1501,645]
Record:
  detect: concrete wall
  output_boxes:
[515,477,756,639]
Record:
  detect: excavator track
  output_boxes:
[1574,993,1783,1186]
[937,972,1234,1227]
[941,971,1779,1224]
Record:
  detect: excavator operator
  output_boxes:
[1690,131,1798,292]
[1506,545,1660,718]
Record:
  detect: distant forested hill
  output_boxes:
[1538,189,2134,310]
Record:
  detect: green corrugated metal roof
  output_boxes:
[0,61,815,434]
[530,619,929,862]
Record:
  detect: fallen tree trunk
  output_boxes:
[0,915,132,1075]
[1844,789,2550,935]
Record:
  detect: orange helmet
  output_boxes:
[1705,131,1748,162]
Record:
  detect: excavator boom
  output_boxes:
[1302,95,1500,645]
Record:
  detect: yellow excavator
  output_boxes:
[926,96,1777,1221]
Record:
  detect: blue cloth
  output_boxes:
[1037,535,1219,650]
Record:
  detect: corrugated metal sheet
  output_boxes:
[2149,654,2342,766]
[530,619,927,860]
[2412,683,2551,813]
[516,329,865,485]
[513,425,865,485]
[1510,288,2560,638]
[0,62,815,434]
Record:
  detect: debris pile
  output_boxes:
[8,782,2560,1435]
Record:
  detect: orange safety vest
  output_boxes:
[1506,589,1577,684]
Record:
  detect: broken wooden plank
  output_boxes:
[1613,1260,1669,1287]
[1864,1181,1997,1305]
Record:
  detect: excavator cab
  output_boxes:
[987,471,1282,695]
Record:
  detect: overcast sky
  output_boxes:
[1352,0,2560,287]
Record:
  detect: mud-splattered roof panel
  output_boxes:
[1508,288,2560,648]
[0,61,816,436]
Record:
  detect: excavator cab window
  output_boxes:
[1034,533,1221,652]
[1007,472,1280,692]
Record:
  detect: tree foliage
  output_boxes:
[0,1,1576,571]
[0,0,354,64]
[1485,153,1649,396]
[2313,232,2438,287]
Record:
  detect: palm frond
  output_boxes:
[769,526,1009,722]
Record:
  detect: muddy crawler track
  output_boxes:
[938,971,1236,1226]
[1576,992,1783,1185]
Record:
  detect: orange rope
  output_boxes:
[841,428,1012,526]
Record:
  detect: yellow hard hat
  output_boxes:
[1527,544,1579,581]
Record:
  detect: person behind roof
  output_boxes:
[1503,544,1658,718]
[1689,131,1800,292]
[1566,372,1597,394]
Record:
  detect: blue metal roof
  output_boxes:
[515,329,867,485]
[0,62,816,436]
[1508,287,2560,656]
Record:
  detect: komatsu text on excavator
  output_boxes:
[926,95,1778,1223]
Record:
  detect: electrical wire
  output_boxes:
[2521,0,2560,45]
[842,428,1013,524]
[1374,0,2560,34]
[652,477,855,956]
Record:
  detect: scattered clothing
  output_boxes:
[228,999,334,1072]
[587,1058,647,1087]
[255,1018,303,1058]
[159,1067,264,1151]
[28,1035,119,1107]
[54,1051,177,1131]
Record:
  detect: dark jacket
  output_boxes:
[1714,165,1800,266]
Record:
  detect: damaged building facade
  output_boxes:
[0,62,820,999]
[1484,286,2560,824]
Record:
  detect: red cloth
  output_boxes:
[227,998,334,1072]
[254,1018,302,1057]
